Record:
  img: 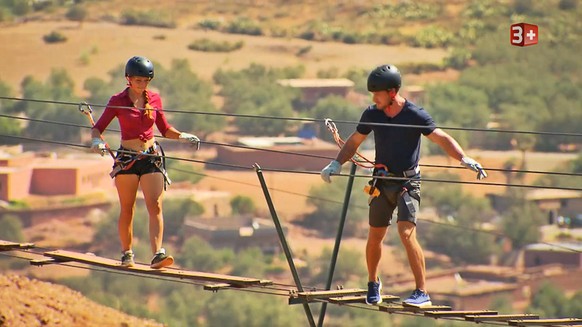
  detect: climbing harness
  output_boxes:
[79,101,171,190]
[111,142,172,190]
[324,117,419,214]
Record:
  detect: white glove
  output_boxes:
[321,160,342,183]
[179,132,200,150]
[461,157,488,180]
[91,138,107,156]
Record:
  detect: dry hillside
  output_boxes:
[0,274,164,327]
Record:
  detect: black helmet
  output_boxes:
[125,56,154,79]
[367,64,401,92]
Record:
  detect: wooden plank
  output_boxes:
[328,294,400,305]
[30,258,59,266]
[0,240,35,251]
[379,303,452,314]
[43,250,269,287]
[289,289,367,305]
[508,318,582,326]
[465,314,539,322]
[203,283,231,291]
[424,310,498,318]
[295,288,367,300]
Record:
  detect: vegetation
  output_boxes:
[43,31,67,43]
[120,9,176,28]
[187,38,244,53]
[0,0,581,325]
[230,195,256,215]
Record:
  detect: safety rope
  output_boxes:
[324,118,376,169]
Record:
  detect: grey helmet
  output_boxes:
[367,64,401,92]
[125,56,154,79]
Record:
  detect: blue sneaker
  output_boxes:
[403,289,432,306]
[365,278,383,305]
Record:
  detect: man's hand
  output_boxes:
[179,132,201,150]
[461,157,487,180]
[321,160,342,183]
[91,138,107,156]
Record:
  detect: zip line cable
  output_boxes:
[1,112,581,178]
[0,99,581,253]
[2,132,580,193]
[1,132,581,254]
[2,95,582,138]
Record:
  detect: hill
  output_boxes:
[0,20,448,96]
[0,274,164,327]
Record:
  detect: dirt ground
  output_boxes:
[0,20,448,96]
[0,274,164,327]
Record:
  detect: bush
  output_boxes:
[411,26,453,48]
[197,19,221,30]
[187,38,243,52]
[65,5,87,23]
[225,17,262,36]
[559,0,578,10]
[43,31,67,43]
[120,10,176,28]
[230,195,255,215]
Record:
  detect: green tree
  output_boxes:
[163,198,204,239]
[230,247,266,276]
[567,291,582,317]
[303,176,368,237]
[313,247,367,285]
[205,292,303,327]
[425,83,490,149]
[500,192,544,249]
[528,282,569,317]
[214,63,302,135]
[0,214,24,242]
[230,195,256,215]
[422,172,499,264]
[307,95,361,144]
[155,59,225,137]
[180,236,235,272]
[65,4,87,27]
[19,69,84,143]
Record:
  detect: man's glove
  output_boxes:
[179,132,201,150]
[91,138,107,156]
[321,160,342,183]
[461,157,487,180]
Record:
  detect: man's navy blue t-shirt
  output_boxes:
[356,100,436,174]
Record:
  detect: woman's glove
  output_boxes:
[91,138,107,156]
[179,132,201,150]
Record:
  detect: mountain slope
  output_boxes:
[0,274,164,327]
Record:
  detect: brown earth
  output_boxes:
[0,274,164,327]
[0,20,448,96]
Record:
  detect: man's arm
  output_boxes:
[426,128,488,180]
[320,131,367,183]
[425,128,466,161]
[335,131,368,164]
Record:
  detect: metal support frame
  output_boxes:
[254,164,316,327]
[317,162,357,327]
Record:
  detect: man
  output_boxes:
[320,64,487,306]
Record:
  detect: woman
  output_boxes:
[91,56,200,269]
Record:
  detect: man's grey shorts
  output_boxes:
[368,180,421,227]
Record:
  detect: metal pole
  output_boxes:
[317,162,357,327]
[253,163,316,327]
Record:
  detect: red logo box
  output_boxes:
[510,23,539,47]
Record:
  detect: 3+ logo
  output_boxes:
[510,23,538,47]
